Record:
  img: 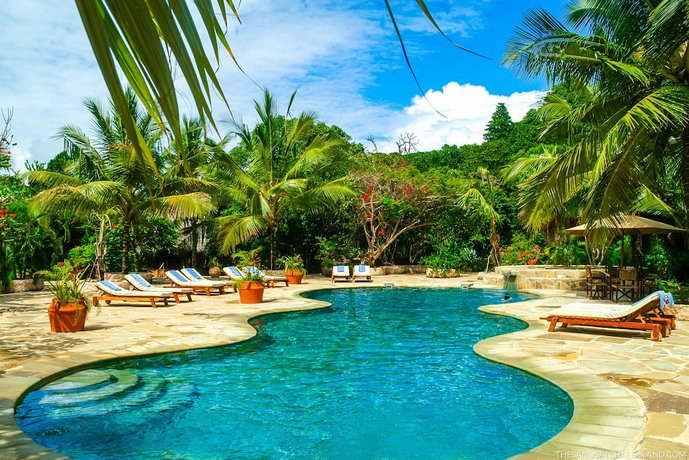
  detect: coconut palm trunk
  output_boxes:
[190,218,199,268]
[682,126,689,231]
[121,219,132,273]
[270,225,278,270]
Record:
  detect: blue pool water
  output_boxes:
[16,288,572,459]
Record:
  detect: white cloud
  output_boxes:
[0,1,107,167]
[376,82,544,153]
[0,0,394,166]
[0,1,544,168]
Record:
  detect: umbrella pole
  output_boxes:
[621,236,625,267]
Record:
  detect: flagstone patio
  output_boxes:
[0,275,688,458]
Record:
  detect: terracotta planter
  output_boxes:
[208,267,222,279]
[48,299,87,333]
[285,270,304,285]
[238,281,265,304]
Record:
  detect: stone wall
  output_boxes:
[9,278,45,293]
[480,265,589,292]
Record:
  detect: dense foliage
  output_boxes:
[4,0,689,294]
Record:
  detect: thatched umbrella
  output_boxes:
[566,214,686,266]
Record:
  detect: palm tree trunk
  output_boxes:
[491,219,501,267]
[122,219,131,273]
[682,126,689,233]
[190,218,198,268]
[270,225,277,269]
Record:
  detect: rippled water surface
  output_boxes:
[17,288,572,459]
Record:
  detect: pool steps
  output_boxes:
[25,369,197,421]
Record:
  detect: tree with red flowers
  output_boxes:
[351,157,451,266]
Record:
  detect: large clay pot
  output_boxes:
[208,267,222,279]
[238,281,265,304]
[285,270,304,285]
[48,299,87,333]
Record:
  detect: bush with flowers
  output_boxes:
[499,233,544,266]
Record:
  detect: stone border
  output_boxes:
[475,305,646,458]
[0,277,673,458]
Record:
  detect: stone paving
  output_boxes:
[0,275,688,459]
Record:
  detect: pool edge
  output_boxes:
[0,280,649,458]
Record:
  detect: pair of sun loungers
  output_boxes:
[541,290,676,341]
[331,265,372,283]
[165,268,232,296]
[223,266,289,287]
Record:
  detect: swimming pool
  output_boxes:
[16,288,572,459]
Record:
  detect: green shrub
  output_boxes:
[421,240,482,271]
[544,237,588,266]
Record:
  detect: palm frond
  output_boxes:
[458,188,501,222]
[218,214,268,254]
[150,192,215,220]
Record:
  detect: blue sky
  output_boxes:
[0,0,564,167]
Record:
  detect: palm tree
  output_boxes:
[26,90,214,273]
[212,90,354,268]
[502,0,689,233]
[162,117,227,268]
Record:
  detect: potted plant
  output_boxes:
[233,271,266,304]
[41,259,92,333]
[232,248,265,303]
[279,255,307,284]
[208,257,222,279]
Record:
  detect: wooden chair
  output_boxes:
[331,265,351,282]
[611,268,641,302]
[352,265,373,282]
[585,265,608,299]
[606,266,619,300]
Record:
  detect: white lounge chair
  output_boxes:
[125,273,193,303]
[93,280,173,308]
[331,265,351,282]
[223,266,245,281]
[352,264,372,282]
[181,267,230,288]
[245,266,289,287]
[165,270,226,296]
[542,291,676,341]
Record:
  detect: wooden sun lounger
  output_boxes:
[93,293,172,308]
[541,292,673,341]
[125,274,193,303]
[331,265,351,282]
[165,270,225,296]
[94,281,173,308]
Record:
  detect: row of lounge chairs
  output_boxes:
[92,266,290,307]
[542,290,676,341]
[331,265,372,283]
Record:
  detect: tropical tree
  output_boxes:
[458,168,502,267]
[162,117,226,268]
[503,0,689,235]
[484,103,513,142]
[26,90,214,273]
[351,156,452,266]
[213,90,354,268]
